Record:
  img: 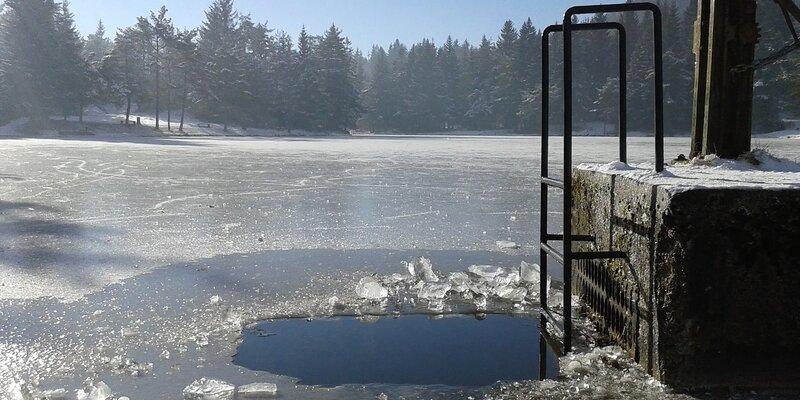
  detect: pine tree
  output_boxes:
[84,20,112,64]
[316,25,361,131]
[0,0,61,125]
[197,0,247,130]
[294,27,320,130]
[495,21,519,129]
[466,36,497,130]
[438,36,463,130]
[364,46,393,131]
[516,18,541,132]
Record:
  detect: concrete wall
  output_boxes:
[572,168,800,389]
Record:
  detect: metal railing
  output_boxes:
[539,2,665,356]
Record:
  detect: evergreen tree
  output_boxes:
[316,25,361,131]
[294,27,320,130]
[197,0,247,130]
[438,36,463,130]
[0,0,61,125]
[364,46,394,131]
[495,21,519,129]
[84,20,112,64]
[466,36,497,130]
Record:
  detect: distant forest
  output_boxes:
[0,0,798,134]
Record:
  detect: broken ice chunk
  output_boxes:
[76,381,112,400]
[418,282,452,300]
[467,265,506,280]
[447,272,471,293]
[120,327,139,338]
[237,382,278,398]
[519,261,541,283]
[493,270,520,287]
[38,388,69,400]
[4,382,32,400]
[355,276,389,300]
[382,272,410,286]
[496,240,520,249]
[404,257,439,282]
[474,294,488,310]
[496,286,527,302]
[183,378,235,400]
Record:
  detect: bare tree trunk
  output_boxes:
[179,74,188,133]
[155,38,161,131]
[125,93,132,125]
[167,62,172,131]
[79,100,84,123]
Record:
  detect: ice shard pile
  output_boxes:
[354,257,554,312]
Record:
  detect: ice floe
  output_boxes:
[182,378,235,400]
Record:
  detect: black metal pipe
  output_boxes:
[559,1,665,354]
[541,20,628,354]
[564,2,664,172]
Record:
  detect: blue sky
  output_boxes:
[71,0,607,52]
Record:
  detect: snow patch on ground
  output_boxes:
[579,149,800,193]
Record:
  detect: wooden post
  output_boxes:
[690,0,759,159]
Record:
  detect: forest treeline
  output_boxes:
[0,0,798,134]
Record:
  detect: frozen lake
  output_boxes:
[1,135,798,399]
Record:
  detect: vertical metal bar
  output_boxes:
[562,14,574,354]
[653,8,665,172]
[619,27,628,163]
[540,28,551,313]
[538,321,548,379]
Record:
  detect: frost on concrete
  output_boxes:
[182,378,235,400]
[579,149,800,193]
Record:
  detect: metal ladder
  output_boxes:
[539,2,665,356]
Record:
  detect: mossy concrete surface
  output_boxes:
[572,168,800,389]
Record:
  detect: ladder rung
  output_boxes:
[540,307,564,334]
[541,245,626,263]
[543,233,594,242]
[540,243,564,264]
[541,177,564,189]
[572,251,628,260]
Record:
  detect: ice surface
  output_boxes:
[237,382,278,398]
[355,276,389,300]
[3,136,796,399]
[182,378,235,400]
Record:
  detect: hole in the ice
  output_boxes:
[233,313,558,387]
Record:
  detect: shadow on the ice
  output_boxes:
[0,200,136,286]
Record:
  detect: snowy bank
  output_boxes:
[0,107,348,138]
